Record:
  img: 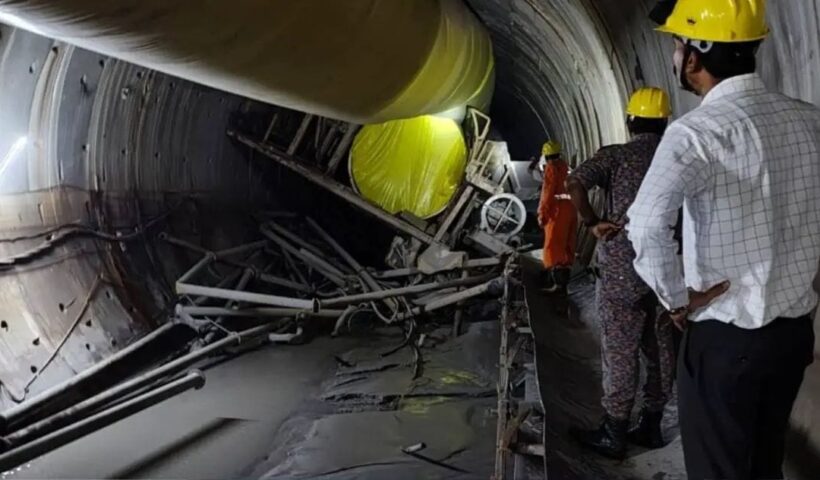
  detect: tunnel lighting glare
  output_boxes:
[0,136,29,178]
[0,11,46,36]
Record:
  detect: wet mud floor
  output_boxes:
[522,256,686,480]
[5,323,499,479]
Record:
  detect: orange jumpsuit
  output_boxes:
[538,159,577,269]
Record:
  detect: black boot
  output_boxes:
[540,269,558,293]
[570,415,629,460]
[552,268,571,293]
[628,409,665,449]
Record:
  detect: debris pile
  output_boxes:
[163,215,507,344]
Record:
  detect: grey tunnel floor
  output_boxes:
[3,323,499,479]
[522,256,685,480]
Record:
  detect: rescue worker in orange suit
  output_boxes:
[537,141,577,293]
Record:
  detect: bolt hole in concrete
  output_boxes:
[85,343,91,350]
[58,303,66,313]
[0,321,7,331]
[85,320,92,327]
[29,366,37,374]
[32,338,40,346]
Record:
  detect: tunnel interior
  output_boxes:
[0,0,817,478]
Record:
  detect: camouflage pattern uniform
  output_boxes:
[570,133,674,420]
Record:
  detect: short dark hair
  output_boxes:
[694,41,761,80]
[627,117,668,136]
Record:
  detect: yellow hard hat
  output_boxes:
[542,140,561,157]
[626,87,671,119]
[656,0,769,43]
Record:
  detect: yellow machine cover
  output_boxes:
[350,116,468,219]
[0,0,494,123]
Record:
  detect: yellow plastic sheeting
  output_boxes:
[350,116,468,219]
[0,0,494,123]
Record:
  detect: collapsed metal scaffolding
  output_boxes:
[165,216,507,339]
[0,107,542,476]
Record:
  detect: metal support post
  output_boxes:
[326,124,360,175]
[494,258,516,480]
[452,270,470,338]
[287,114,314,155]
[433,185,475,243]
[262,112,279,144]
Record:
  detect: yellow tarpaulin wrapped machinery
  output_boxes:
[0,0,495,219]
[0,0,494,124]
[350,116,468,219]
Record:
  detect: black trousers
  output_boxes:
[678,315,815,480]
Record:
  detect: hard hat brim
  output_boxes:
[656,24,770,43]
[626,111,671,120]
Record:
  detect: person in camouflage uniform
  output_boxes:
[565,87,675,460]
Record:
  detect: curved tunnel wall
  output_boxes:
[0,24,281,406]
[0,0,818,474]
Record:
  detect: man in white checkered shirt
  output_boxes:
[628,1,820,479]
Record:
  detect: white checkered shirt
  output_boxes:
[627,74,820,329]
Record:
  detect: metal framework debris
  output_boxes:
[493,256,543,480]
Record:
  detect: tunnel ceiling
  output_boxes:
[468,0,820,160]
[0,0,816,455]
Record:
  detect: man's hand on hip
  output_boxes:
[591,221,621,241]
[669,281,731,331]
